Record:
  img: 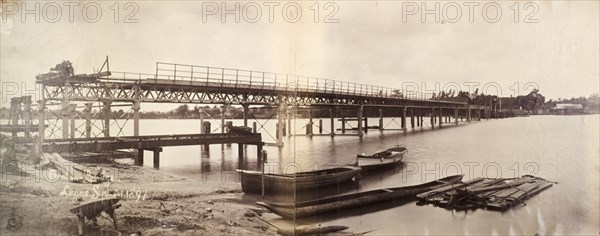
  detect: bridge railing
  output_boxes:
[107,62,466,103]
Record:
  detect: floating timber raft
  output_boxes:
[416,175,555,211]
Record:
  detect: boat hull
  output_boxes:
[257,175,463,219]
[238,167,362,194]
[357,150,406,170]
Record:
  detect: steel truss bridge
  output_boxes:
[7,61,492,168]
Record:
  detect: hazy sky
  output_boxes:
[1,1,598,108]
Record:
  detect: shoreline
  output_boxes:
[0,161,276,235]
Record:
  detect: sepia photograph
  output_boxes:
[0,1,599,235]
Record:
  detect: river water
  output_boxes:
[47,115,600,234]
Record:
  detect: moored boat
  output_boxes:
[237,166,362,194]
[257,175,464,219]
[356,146,407,170]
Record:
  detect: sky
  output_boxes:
[1,1,599,109]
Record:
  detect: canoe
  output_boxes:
[257,175,464,219]
[237,166,362,194]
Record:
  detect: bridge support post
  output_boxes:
[341,116,346,134]
[468,108,472,122]
[439,108,443,128]
[103,101,112,137]
[287,108,292,137]
[221,105,226,133]
[133,101,140,137]
[61,84,71,139]
[238,143,244,159]
[454,108,459,125]
[330,108,335,137]
[242,104,249,127]
[379,109,383,131]
[70,104,76,139]
[135,149,144,166]
[84,103,92,138]
[357,106,363,137]
[153,148,162,169]
[23,97,32,138]
[307,108,313,137]
[318,119,323,134]
[38,99,45,143]
[430,108,435,128]
[276,104,284,147]
[364,112,368,134]
[410,108,415,129]
[401,107,407,131]
[478,110,482,121]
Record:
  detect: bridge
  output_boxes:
[5,59,492,168]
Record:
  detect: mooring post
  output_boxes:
[153,148,162,169]
[357,106,364,137]
[330,107,335,137]
[135,149,144,166]
[103,101,112,137]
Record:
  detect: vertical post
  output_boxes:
[84,103,92,138]
[287,108,292,137]
[103,101,112,137]
[410,108,415,129]
[23,96,32,138]
[242,104,249,127]
[38,98,46,143]
[318,119,323,134]
[401,107,407,131]
[439,108,443,128]
[261,149,267,198]
[430,108,435,128]
[200,107,204,134]
[416,109,420,127]
[307,107,313,137]
[253,122,257,133]
[238,143,244,159]
[357,106,363,137]
[60,83,71,139]
[379,108,384,131]
[364,112,368,133]
[135,149,144,166]
[330,107,335,137]
[9,98,19,137]
[70,104,76,139]
[454,108,459,125]
[221,105,226,133]
[420,109,424,128]
[153,148,161,169]
[468,108,472,122]
[133,101,140,137]
[277,104,284,147]
[341,116,346,134]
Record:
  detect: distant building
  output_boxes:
[550,103,585,115]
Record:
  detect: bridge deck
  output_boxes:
[33,133,262,153]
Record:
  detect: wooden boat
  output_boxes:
[356,146,407,170]
[237,166,362,194]
[257,175,463,219]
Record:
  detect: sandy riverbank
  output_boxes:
[0,160,278,236]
